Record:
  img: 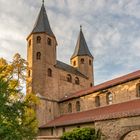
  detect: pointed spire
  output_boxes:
[42,0,44,5]
[80,25,82,31]
[31,2,54,37]
[71,26,93,59]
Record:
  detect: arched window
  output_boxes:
[37,36,41,44]
[48,68,52,77]
[90,83,93,87]
[67,74,72,82]
[136,84,140,97]
[63,127,66,133]
[36,52,41,60]
[28,70,31,77]
[51,128,53,136]
[73,61,76,66]
[28,39,31,47]
[89,60,92,65]
[81,58,84,64]
[76,101,80,112]
[106,92,113,105]
[68,103,72,113]
[75,77,79,85]
[47,38,52,46]
[95,96,100,107]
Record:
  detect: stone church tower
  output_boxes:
[71,26,94,86]
[26,1,94,126]
[27,2,57,96]
[26,2,58,125]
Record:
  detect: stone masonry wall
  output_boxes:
[59,79,140,115]
[38,116,140,140]
[57,68,91,99]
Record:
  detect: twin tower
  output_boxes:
[26,3,94,125]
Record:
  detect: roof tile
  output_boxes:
[55,60,87,78]
[40,99,140,128]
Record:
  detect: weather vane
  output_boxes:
[42,0,44,4]
[80,25,82,31]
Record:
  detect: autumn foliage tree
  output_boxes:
[0,54,38,140]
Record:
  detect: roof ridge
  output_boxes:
[95,70,140,87]
[60,70,140,102]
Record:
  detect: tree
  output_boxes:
[61,127,104,140]
[12,53,27,88]
[0,58,7,66]
[0,56,38,140]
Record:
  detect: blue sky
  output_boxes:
[0,0,140,85]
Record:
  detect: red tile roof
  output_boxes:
[60,70,140,102]
[40,99,140,128]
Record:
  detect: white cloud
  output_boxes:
[0,0,140,85]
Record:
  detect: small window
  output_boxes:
[136,84,140,97]
[28,40,31,46]
[75,77,79,85]
[63,128,66,133]
[67,74,72,82]
[76,101,80,112]
[48,68,52,77]
[95,96,100,107]
[90,83,93,87]
[81,58,84,64]
[28,70,31,77]
[73,61,76,66]
[68,103,72,113]
[47,38,52,46]
[37,36,41,44]
[89,60,92,65]
[36,52,41,60]
[106,92,113,105]
[51,128,53,136]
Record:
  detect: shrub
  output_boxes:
[61,127,103,140]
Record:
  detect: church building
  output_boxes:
[26,2,140,140]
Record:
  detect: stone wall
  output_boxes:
[95,116,140,140]
[71,56,94,86]
[57,68,91,99]
[82,79,140,111]
[38,116,140,140]
[59,98,81,115]
[59,79,140,115]
[123,130,140,140]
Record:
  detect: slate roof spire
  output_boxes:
[42,0,44,5]
[80,25,82,31]
[71,26,93,59]
[31,1,54,37]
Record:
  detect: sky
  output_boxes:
[0,0,140,85]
